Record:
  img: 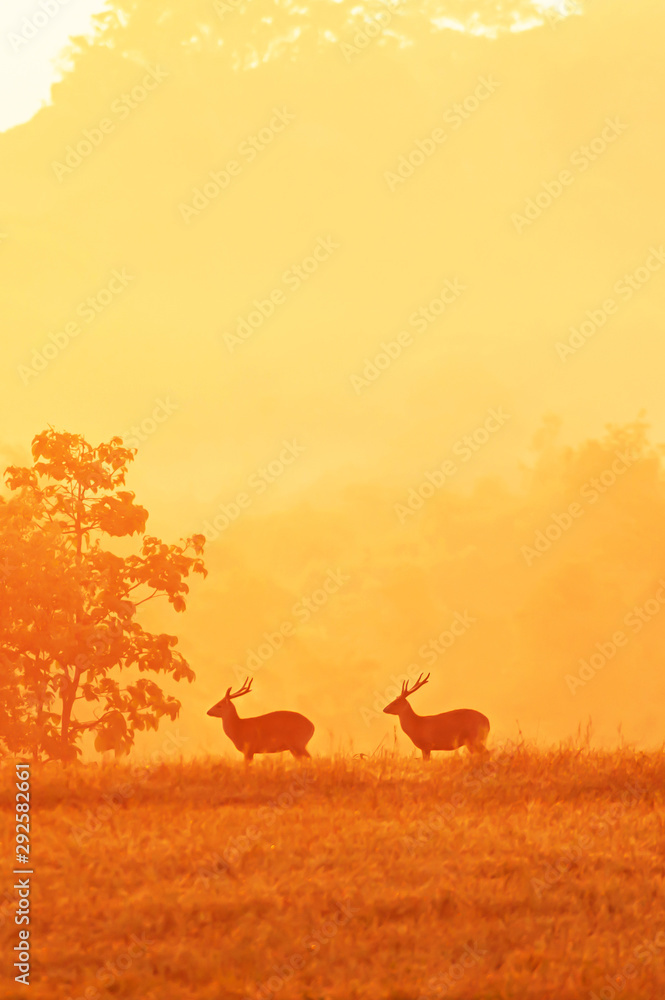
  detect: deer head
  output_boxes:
[207,677,253,719]
[383,673,430,714]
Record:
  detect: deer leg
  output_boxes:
[422,749,431,761]
[290,747,310,759]
[244,751,254,763]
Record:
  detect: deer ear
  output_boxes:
[225,687,232,698]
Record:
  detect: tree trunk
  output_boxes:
[59,667,80,759]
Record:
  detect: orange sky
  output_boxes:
[2,0,665,757]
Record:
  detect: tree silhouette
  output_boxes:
[72,0,565,72]
[0,429,206,761]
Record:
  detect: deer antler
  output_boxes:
[402,673,430,698]
[229,677,253,699]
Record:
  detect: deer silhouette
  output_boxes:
[207,677,314,761]
[383,673,489,759]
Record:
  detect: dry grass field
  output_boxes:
[2,743,665,1000]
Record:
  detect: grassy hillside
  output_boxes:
[1,744,665,1000]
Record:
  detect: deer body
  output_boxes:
[383,674,489,759]
[207,678,314,761]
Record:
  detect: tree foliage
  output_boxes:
[0,430,206,761]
